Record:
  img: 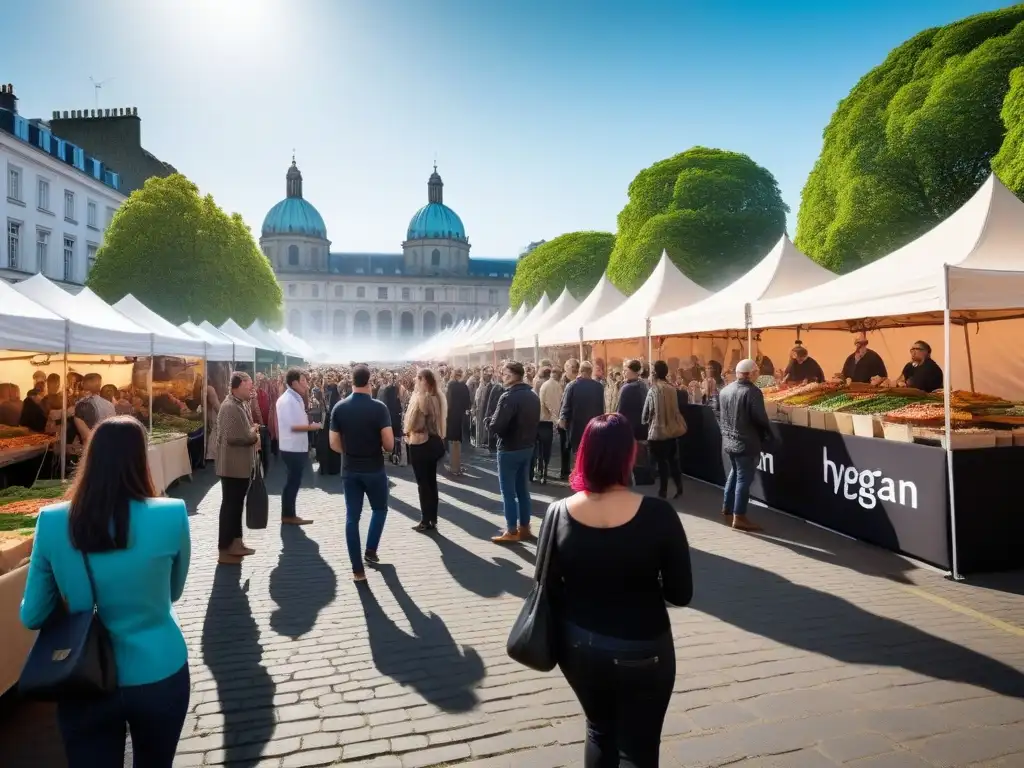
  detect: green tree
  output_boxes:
[607,147,788,293]
[797,7,1024,272]
[509,231,615,308]
[993,65,1024,192]
[88,174,282,326]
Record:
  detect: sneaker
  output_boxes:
[364,550,380,564]
[282,517,313,526]
[491,529,521,544]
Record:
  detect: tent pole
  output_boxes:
[578,327,584,363]
[646,318,652,364]
[533,335,539,369]
[148,336,155,436]
[963,323,975,393]
[201,347,208,465]
[61,320,69,481]
[942,266,962,581]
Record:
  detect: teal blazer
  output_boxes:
[20,498,191,687]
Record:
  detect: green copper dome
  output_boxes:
[261,159,327,239]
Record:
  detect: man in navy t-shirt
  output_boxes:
[329,363,394,581]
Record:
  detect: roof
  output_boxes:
[406,202,467,242]
[262,197,327,239]
[325,253,517,280]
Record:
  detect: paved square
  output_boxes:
[2,447,1023,767]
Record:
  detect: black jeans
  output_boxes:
[558,624,675,767]
[558,427,570,477]
[409,442,439,525]
[218,476,249,550]
[280,450,306,520]
[534,422,554,478]
[58,663,190,768]
[648,439,682,498]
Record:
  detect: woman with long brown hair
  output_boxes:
[403,368,447,532]
[20,416,192,767]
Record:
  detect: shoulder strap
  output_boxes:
[81,551,99,610]
[534,500,564,584]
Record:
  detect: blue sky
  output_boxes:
[3,0,1011,258]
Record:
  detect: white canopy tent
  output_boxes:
[276,329,317,361]
[650,235,836,339]
[243,321,306,361]
[482,294,551,353]
[113,295,207,358]
[537,274,627,350]
[180,322,234,362]
[221,320,271,355]
[466,303,530,355]
[448,308,512,356]
[0,279,67,353]
[199,321,255,363]
[583,251,711,345]
[14,275,154,355]
[408,318,473,360]
[512,287,581,353]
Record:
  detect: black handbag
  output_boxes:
[246,461,269,530]
[506,502,564,672]
[19,551,118,701]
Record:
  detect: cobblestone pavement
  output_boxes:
[2,446,1024,768]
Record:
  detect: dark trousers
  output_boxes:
[649,438,682,497]
[409,442,440,525]
[558,427,570,478]
[558,625,675,768]
[218,476,249,550]
[58,664,190,768]
[533,422,554,479]
[258,426,270,473]
[280,450,306,520]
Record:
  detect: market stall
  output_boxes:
[537,274,627,365]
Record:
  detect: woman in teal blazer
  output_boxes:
[20,416,192,768]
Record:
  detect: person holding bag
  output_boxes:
[642,360,688,500]
[403,368,447,533]
[19,416,191,767]
[508,413,692,766]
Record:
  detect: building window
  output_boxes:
[288,284,297,297]
[37,178,50,212]
[459,287,470,302]
[7,166,22,202]
[288,309,302,336]
[311,284,319,298]
[311,246,320,268]
[63,236,75,281]
[357,286,365,298]
[311,310,323,333]
[105,206,116,228]
[87,200,98,229]
[333,310,346,336]
[425,288,434,302]
[489,289,498,303]
[36,229,49,274]
[7,221,21,269]
[86,244,98,274]
[377,287,387,300]
[64,190,75,222]
[334,285,343,298]
[374,267,384,275]
[402,287,410,301]
[431,248,441,267]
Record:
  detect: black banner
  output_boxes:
[678,405,950,570]
[951,448,1024,574]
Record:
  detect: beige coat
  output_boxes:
[403,391,447,445]
[538,378,562,423]
[216,394,257,479]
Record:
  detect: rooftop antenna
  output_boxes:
[89,76,114,110]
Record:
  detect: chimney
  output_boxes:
[0,84,17,114]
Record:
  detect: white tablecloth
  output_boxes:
[148,437,192,494]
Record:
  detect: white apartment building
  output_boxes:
[1,85,125,290]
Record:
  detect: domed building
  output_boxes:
[259,160,516,342]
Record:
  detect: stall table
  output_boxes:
[677,404,1023,574]
[148,436,192,494]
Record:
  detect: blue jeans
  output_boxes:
[723,452,757,517]
[280,450,306,520]
[344,468,389,573]
[497,446,533,532]
[57,664,190,768]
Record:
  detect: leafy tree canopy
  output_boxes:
[607,147,788,293]
[508,231,615,308]
[88,174,282,327]
[797,6,1024,272]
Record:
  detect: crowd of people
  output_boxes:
[18,349,789,767]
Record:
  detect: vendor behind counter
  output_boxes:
[841,333,887,384]
[896,340,943,392]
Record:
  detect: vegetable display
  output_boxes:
[0,434,54,452]
[152,413,203,433]
[882,403,973,425]
[0,484,67,503]
[0,426,30,439]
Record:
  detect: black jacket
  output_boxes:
[376,384,403,438]
[615,379,648,441]
[717,379,772,457]
[560,377,605,450]
[445,379,472,441]
[488,382,541,451]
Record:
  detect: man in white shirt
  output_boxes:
[275,368,321,525]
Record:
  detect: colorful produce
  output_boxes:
[0,426,30,439]
[842,395,918,415]
[152,413,203,433]
[0,434,54,451]
[0,510,45,528]
[0,483,67,503]
[883,403,972,425]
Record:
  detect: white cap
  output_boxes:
[736,358,758,375]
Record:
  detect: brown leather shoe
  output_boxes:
[722,509,734,524]
[218,553,244,565]
[282,517,313,526]
[229,539,255,556]
[491,529,522,544]
[519,525,535,540]
[732,516,763,533]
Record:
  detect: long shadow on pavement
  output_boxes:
[689,548,1024,700]
[269,525,337,639]
[357,563,485,713]
[201,568,276,767]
